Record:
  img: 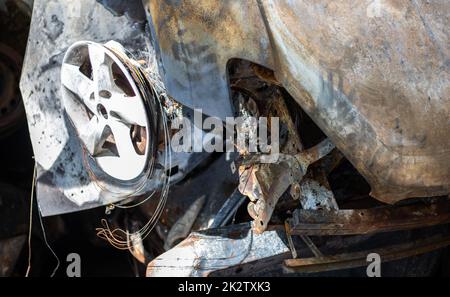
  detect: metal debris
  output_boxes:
[145,0,450,203]
[297,179,338,211]
[147,223,290,277]
[164,195,206,251]
[12,0,450,277]
[239,138,335,233]
[289,198,450,236]
[284,234,450,274]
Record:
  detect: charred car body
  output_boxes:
[14,0,450,276]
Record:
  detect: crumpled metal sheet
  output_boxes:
[146,0,450,203]
[95,0,146,22]
[260,0,450,203]
[146,223,289,277]
[145,0,274,120]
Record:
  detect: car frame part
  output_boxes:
[164,194,206,250]
[284,233,450,274]
[289,198,450,236]
[147,221,450,277]
[0,235,26,277]
[238,138,335,233]
[144,0,450,204]
[209,188,246,229]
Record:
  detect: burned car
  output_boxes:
[0,0,448,277]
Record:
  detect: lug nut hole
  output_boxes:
[99,90,112,98]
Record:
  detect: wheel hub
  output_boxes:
[61,41,151,181]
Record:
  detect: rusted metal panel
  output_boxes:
[290,198,450,236]
[144,0,274,120]
[260,0,450,203]
[284,233,450,274]
[0,235,26,277]
[146,0,450,203]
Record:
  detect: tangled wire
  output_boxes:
[80,43,173,250]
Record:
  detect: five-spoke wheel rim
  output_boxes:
[61,41,150,181]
